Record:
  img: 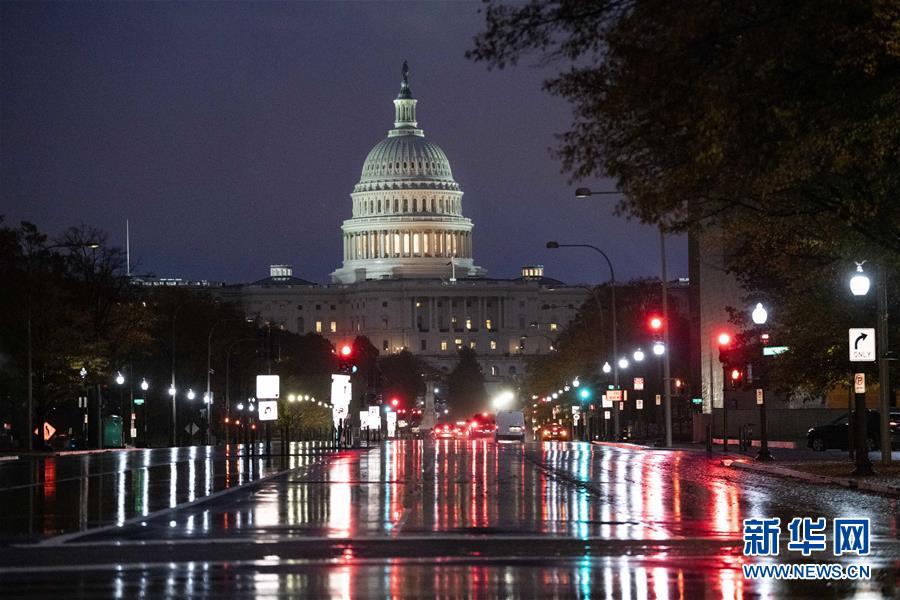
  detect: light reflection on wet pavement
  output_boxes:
[0,442,335,541]
[0,440,898,598]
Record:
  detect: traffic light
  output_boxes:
[730,368,743,389]
[337,343,355,374]
[648,315,664,332]
[717,332,732,364]
[390,397,400,408]
[578,387,592,401]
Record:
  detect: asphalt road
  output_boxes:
[0,440,897,598]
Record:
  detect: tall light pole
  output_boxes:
[170,303,185,447]
[206,318,246,446]
[574,187,674,446]
[546,240,619,436]
[751,303,774,462]
[850,262,890,469]
[24,239,100,451]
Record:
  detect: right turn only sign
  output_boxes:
[849,328,876,362]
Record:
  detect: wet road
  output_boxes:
[0,440,898,598]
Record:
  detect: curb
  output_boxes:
[726,459,900,498]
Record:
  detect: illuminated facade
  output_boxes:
[223,65,587,388]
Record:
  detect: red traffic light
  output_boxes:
[717,332,732,346]
[730,368,742,381]
[648,316,664,331]
[340,344,352,357]
[390,397,399,408]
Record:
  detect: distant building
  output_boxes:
[218,65,589,391]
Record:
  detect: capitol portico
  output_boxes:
[222,64,588,389]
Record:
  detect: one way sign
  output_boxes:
[849,328,876,362]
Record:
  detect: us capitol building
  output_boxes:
[218,64,588,390]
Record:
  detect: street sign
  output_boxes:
[258,400,278,421]
[185,422,199,435]
[849,328,876,362]
[386,412,397,437]
[756,389,764,405]
[359,410,370,430]
[571,406,580,416]
[368,405,380,428]
[601,397,612,408]
[854,373,865,394]
[636,399,643,410]
[256,375,280,399]
[603,410,611,420]
[634,377,644,391]
[655,394,661,406]
[133,398,145,406]
[762,346,789,356]
[606,390,623,402]
[42,422,56,441]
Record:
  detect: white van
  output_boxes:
[495,410,526,442]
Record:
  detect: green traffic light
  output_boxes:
[578,388,592,400]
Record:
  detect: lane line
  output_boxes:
[19,533,745,549]
[37,459,322,546]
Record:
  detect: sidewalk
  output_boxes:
[726,458,900,498]
[590,439,900,497]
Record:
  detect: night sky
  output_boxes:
[1,2,687,286]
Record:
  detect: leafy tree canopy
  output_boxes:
[471,1,900,390]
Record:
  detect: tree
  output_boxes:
[470,1,900,390]
[379,350,427,409]
[448,347,487,418]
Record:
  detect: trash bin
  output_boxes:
[102,415,123,448]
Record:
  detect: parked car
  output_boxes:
[495,410,526,442]
[540,424,569,441]
[807,410,899,451]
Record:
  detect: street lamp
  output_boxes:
[751,303,768,326]
[652,341,665,356]
[115,371,125,386]
[752,304,774,462]
[140,378,149,391]
[618,357,629,370]
[849,260,890,471]
[187,388,195,401]
[25,239,101,450]
[546,240,620,436]
[633,349,645,362]
[602,362,612,374]
[849,262,870,296]
[575,187,674,447]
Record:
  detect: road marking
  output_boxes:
[37,460,322,546]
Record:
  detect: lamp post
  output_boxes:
[751,303,774,462]
[24,239,100,451]
[546,241,620,437]
[849,262,885,474]
[574,187,674,446]
[205,319,245,447]
[114,371,125,446]
[170,303,186,447]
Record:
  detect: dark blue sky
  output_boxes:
[1,2,687,286]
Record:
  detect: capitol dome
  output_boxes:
[357,135,458,191]
[331,62,485,284]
